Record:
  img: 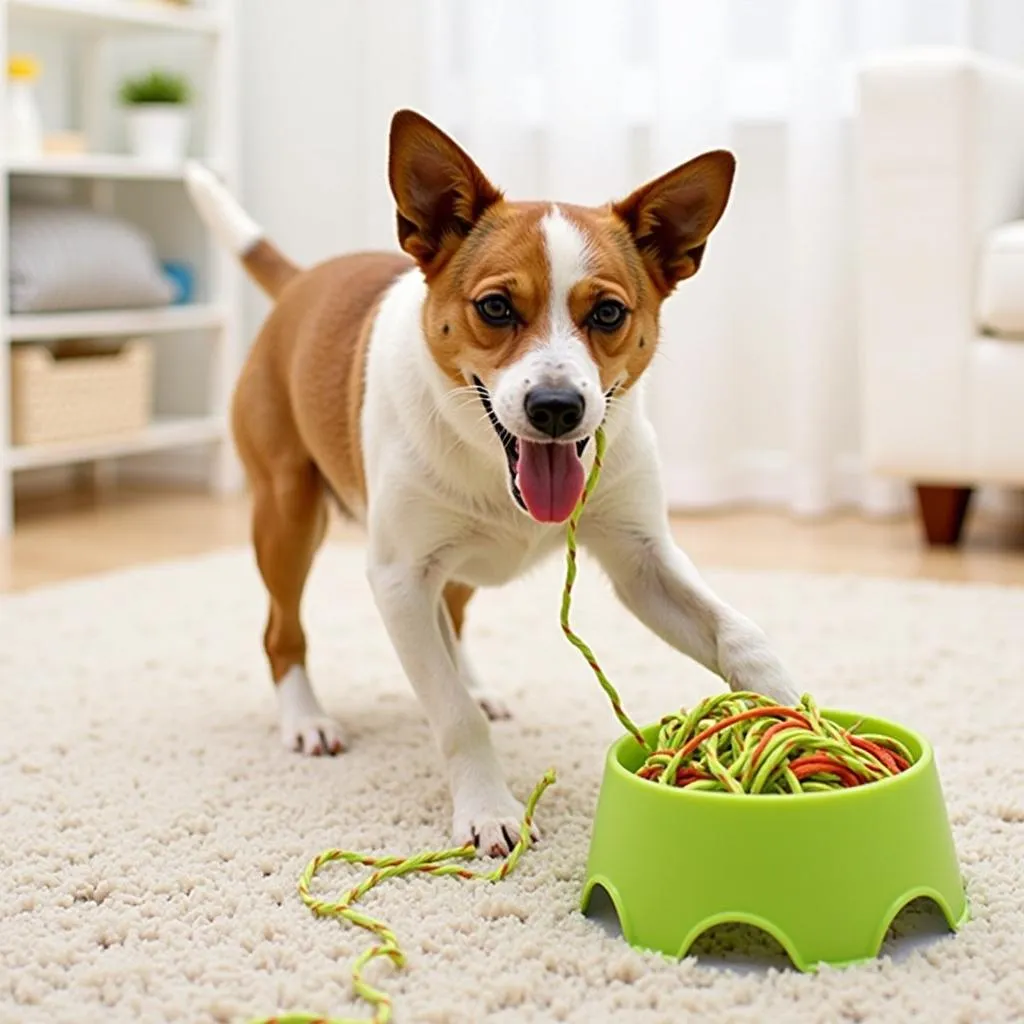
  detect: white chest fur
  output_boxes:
[447,521,568,588]
[359,267,645,589]
[362,270,583,575]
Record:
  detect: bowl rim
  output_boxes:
[606,707,933,803]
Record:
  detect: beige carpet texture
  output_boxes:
[2,544,1023,1023]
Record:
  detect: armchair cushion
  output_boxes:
[977,220,1024,337]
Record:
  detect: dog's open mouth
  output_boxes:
[473,377,588,524]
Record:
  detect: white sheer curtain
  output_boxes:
[417,0,1018,516]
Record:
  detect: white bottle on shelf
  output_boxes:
[6,55,44,159]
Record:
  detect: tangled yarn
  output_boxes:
[558,430,914,791]
[636,691,912,793]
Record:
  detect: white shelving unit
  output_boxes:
[6,414,225,469]
[8,0,224,34]
[0,0,242,534]
[7,150,221,178]
[7,301,225,340]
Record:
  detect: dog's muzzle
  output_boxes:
[472,376,603,513]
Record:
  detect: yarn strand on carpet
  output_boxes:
[248,770,555,1024]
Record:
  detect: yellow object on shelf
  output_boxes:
[8,55,41,81]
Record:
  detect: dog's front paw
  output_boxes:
[280,715,347,756]
[453,795,539,858]
[718,619,800,706]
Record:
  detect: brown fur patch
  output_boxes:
[443,581,475,638]
[233,252,412,517]
[231,251,411,682]
[420,200,660,395]
[241,239,301,299]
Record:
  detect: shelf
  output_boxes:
[6,415,226,469]
[0,0,240,534]
[7,0,223,35]
[7,153,194,180]
[7,304,225,341]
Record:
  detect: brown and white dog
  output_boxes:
[185,111,797,857]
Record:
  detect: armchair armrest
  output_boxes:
[856,47,1024,478]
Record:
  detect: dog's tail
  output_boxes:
[184,161,299,300]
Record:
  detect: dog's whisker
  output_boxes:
[434,390,493,417]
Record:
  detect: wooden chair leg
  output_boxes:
[915,485,973,547]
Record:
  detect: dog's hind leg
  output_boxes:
[234,370,346,756]
[252,463,347,755]
[442,582,511,721]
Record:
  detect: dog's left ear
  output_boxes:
[613,150,735,296]
[388,109,502,275]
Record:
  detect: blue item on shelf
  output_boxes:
[161,260,196,305]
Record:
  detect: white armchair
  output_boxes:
[856,47,1024,545]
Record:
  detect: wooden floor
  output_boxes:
[4,484,1024,594]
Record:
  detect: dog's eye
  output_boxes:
[475,294,516,327]
[588,299,628,332]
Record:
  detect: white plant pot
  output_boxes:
[124,105,191,166]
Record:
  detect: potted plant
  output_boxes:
[119,70,191,166]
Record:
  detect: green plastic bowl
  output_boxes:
[581,710,968,971]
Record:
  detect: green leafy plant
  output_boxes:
[119,70,190,105]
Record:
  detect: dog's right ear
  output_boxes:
[388,110,502,275]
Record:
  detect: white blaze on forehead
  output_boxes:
[540,206,592,335]
[490,205,605,437]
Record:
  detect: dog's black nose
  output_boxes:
[524,387,585,438]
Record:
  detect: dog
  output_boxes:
[185,110,798,857]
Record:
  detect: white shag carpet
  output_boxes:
[2,544,1023,1024]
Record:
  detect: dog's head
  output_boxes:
[388,109,734,524]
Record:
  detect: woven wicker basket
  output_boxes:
[11,338,154,447]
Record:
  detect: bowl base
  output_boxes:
[582,878,968,973]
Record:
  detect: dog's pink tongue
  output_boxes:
[517,440,585,523]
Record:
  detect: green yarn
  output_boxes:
[248,771,554,1024]
[249,429,618,1023]
[636,691,912,793]
[252,424,911,1023]
[559,426,649,749]
[559,431,913,793]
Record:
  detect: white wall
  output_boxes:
[237,0,428,341]
[231,0,1024,518]
[229,3,828,507]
